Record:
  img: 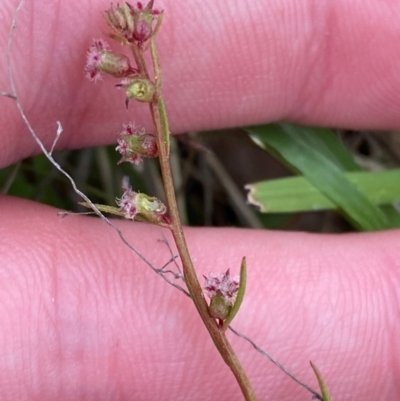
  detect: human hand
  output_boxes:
[1,1,399,400]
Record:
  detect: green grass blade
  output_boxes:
[246,169,400,215]
[245,124,391,231]
[292,126,361,171]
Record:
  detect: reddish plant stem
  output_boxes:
[130,40,257,401]
[150,99,257,401]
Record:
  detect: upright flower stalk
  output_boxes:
[85,2,257,400]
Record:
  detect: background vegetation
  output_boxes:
[2,126,400,233]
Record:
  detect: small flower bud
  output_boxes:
[204,269,240,323]
[133,18,153,44]
[204,270,240,305]
[115,122,158,164]
[104,1,162,47]
[85,39,137,81]
[116,184,168,225]
[104,3,134,42]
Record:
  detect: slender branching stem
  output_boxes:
[150,97,257,401]
[127,37,258,401]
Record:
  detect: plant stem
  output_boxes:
[133,38,258,401]
[128,33,257,401]
[150,98,257,401]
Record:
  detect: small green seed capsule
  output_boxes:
[209,295,231,321]
[126,78,155,102]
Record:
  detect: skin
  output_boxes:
[0,0,400,400]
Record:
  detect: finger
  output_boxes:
[2,0,400,167]
[1,196,399,400]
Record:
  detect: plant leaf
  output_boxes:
[310,361,332,401]
[222,257,247,331]
[79,202,125,216]
[246,169,400,216]
[245,124,393,231]
[78,202,170,227]
[158,96,170,157]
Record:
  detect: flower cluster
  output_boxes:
[85,39,137,82]
[116,183,168,225]
[104,1,162,48]
[116,185,139,219]
[204,270,240,307]
[115,122,158,164]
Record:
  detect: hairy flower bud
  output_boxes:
[204,270,240,322]
[204,270,240,304]
[104,1,162,47]
[104,3,134,41]
[116,184,168,225]
[115,122,158,164]
[85,39,137,81]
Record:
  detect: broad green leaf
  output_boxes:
[246,169,400,214]
[245,124,393,231]
[310,362,332,401]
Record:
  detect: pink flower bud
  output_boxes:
[104,3,135,43]
[204,269,240,324]
[104,1,162,47]
[204,270,240,307]
[132,19,153,44]
[116,184,168,225]
[115,122,158,164]
[85,39,137,81]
